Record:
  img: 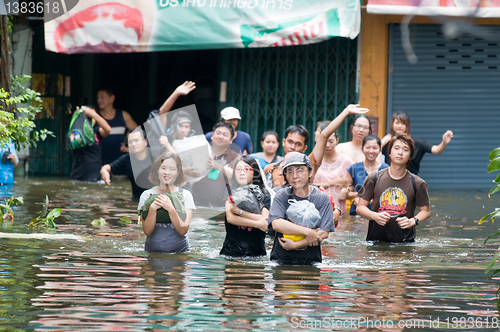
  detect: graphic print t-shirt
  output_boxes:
[358,168,429,243]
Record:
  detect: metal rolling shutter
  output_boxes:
[388,24,500,190]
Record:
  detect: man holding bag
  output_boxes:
[268,152,335,265]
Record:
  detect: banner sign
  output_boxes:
[367,0,500,17]
[44,0,360,54]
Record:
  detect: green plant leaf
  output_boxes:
[46,208,62,219]
[91,217,106,228]
[488,157,500,173]
[489,184,500,198]
[40,195,49,218]
[0,203,13,215]
[485,252,500,274]
[484,231,500,244]
[480,209,499,223]
[489,148,500,161]
[119,216,132,224]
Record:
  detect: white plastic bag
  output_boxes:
[286,199,321,229]
[172,135,212,184]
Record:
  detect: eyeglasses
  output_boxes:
[284,167,307,176]
[235,167,253,173]
[354,124,370,131]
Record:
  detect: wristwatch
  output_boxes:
[334,206,342,214]
[239,209,243,217]
[414,217,419,226]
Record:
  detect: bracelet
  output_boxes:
[239,209,243,217]
[334,206,342,214]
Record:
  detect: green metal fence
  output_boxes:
[220,37,358,155]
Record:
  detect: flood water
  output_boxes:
[0,177,499,331]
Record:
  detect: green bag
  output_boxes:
[68,108,96,150]
[139,192,186,223]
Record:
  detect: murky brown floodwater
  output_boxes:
[0,177,499,331]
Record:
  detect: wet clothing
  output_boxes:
[99,109,127,165]
[313,154,353,215]
[0,140,18,185]
[192,144,240,208]
[206,130,253,154]
[358,168,429,243]
[348,161,389,215]
[382,138,432,175]
[109,154,153,199]
[138,187,196,253]
[250,152,283,170]
[220,188,271,257]
[70,123,102,182]
[268,186,335,265]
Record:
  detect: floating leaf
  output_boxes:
[46,208,62,219]
[119,216,132,225]
[91,218,106,228]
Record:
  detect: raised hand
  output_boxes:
[344,104,370,115]
[175,81,196,96]
[442,130,454,144]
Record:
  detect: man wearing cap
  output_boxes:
[205,107,253,155]
[268,152,335,264]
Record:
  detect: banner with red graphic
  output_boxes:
[44,0,360,54]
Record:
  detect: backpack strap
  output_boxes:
[410,172,417,194]
[373,170,380,190]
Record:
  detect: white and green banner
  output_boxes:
[44,0,360,53]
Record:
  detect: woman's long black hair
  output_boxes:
[229,155,266,191]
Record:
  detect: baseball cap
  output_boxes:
[220,107,241,120]
[282,152,312,170]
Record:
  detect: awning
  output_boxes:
[44,0,360,54]
[367,0,500,17]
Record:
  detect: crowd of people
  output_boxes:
[2,81,455,265]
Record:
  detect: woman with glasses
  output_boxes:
[336,115,372,163]
[220,155,271,257]
[381,111,453,175]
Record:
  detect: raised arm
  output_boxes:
[431,130,453,154]
[381,134,391,148]
[159,81,196,115]
[312,104,369,170]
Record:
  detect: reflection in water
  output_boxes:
[0,178,498,330]
[30,251,149,331]
[140,253,187,329]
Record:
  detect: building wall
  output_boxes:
[359,6,500,137]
